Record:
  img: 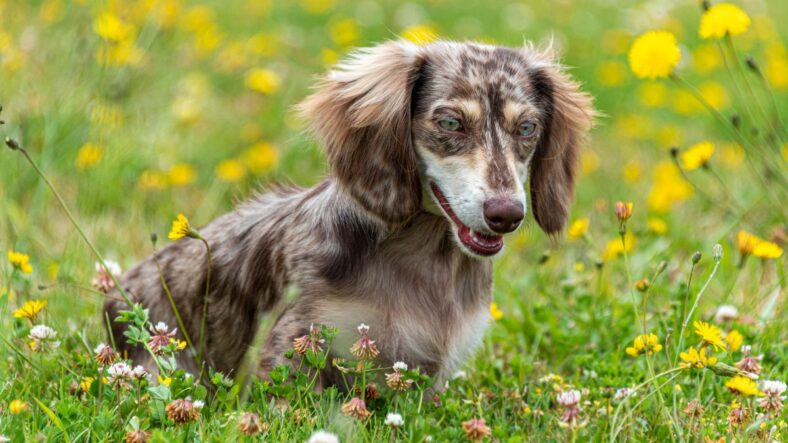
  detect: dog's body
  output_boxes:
[106,40,593,386]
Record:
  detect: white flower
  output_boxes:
[131,365,150,381]
[307,430,340,443]
[193,400,205,410]
[95,260,122,276]
[761,380,786,397]
[357,323,369,334]
[107,362,131,378]
[384,412,404,427]
[741,345,752,355]
[556,390,581,407]
[613,387,636,401]
[94,343,111,354]
[715,305,738,323]
[30,324,57,340]
[393,361,408,372]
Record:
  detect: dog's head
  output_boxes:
[300,40,594,257]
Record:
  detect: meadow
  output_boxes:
[0,0,786,441]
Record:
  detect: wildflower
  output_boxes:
[131,365,150,382]
[124,429,151,443]
[712,243,723,261]
[94,12,135,42]
[684,399,705,417]
[647,217,668,235]
[614,387,636,402]
[385,412,404,427]
[350,323,379,361]
[759,380,786,414]
[307,431,340,443]
[401,24,439,45]
[243,142,279,174]
[239,411,264,436]
[158,376,172,386]
[9,399,29,414]
[694,321,727,351]
[647,161,693,212]
[106,362,132,389]
[461,418,491,441]
[341,396,371,420]
[94,343,116,365]
[752,241,783,259]
[168,214,199,240]
[76,143,103,171]
[628,31,681,79]
[245,68,281,94]
[386,362,413,391]
[674,384,682,393]
[699,3,751,40]
[80,377,95,392]
[603,232,635,261]
[726,376,760,396]
[216,159,247,183]
[556,390,582,424]
[625,333,663,357]
[715,305,738,323]
[167,163,196,187]
[92,260,121,293]
[29,324,60,352]
[725,330,743,352]
[679,346,717,369]
[13,299,47,320]
[727,399,749,428]
[489,302,503,320]
[148,322,177,355]
[736,230,758,256]
[735,346,763,374]
[615,201,633,222]
[567,218,589,240]
[166,398,200,424]
[634,279,650,292]
[7,249,33,274]
[680,141,714,170]
[292,324,325,355]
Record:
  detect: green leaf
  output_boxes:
[34,397,72,443]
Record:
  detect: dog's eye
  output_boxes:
[518,122,537,137]
[438,117,463,132]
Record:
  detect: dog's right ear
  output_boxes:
[298,41,425,224]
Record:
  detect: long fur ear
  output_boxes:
[298,41,425,224]
[528,57,595,235]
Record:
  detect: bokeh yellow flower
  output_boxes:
[567,218,589,240]
[168,214,193,240]
[94,12,135,42]
[679,346,717,368]
[400,24,439,45]
[7,250,33,274]
[725,330,743,352]
[216,159,247,183]
[596,60,627,87]
[13,299,47,320]
[694,321,727,351]
[168,164,196,187]
[245,68,281,94]
[76,143,103,171]
[637,82,668,108]
[647,161,693,212]
[753,241,783,259]
[300,0,334,15]
[622,160,643,182]
[329,19,359,47]
[736,230,758,256]
[9,399,29,414]
[647,218,668,235]
[725,375,760,396]
[693,44,722,73]
[138,170,168,191]
[737,230,783,259]
[680,141,715,170]
[628,31,681,79]
[158,375,172,386]
[699,81,729,110]
[625,333,663,357]
[700,3,751,40]
[603,233,635,261]
[80,377,95,391]
[489,303,503,321]
[243,142,279,174]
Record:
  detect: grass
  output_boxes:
[0,0,786,441]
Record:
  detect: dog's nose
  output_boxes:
[483,198,524,234]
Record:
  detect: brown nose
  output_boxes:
[483,198,524,234]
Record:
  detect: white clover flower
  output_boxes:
[94,343,111,354]
[556,389,581,407]
[714,305,738,323]
[29,324,60,351]
[193,400,205,410]
[95,260,122,276]
[761,380,786,397]
[393,361,408,372]
[131,365,150,381]
[107,362,131,378]
[357,323,369,334]
[614,387,636,401]
[152,322,170,334]
[385,412,404,427]
[307,430,340,443]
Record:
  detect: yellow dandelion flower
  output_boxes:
[679,346,717,369]
[216,159,247,183]
[300,0,335,15]
[752,240,783,259]
[603,233,636,261]
[699,81,729,110]
[321,48,338,66]
[694,321,727,351]
[625,333,663,357]
[725,375,760,396]
[400,24,438,45]
[242,142,279,174]
[168,163,196,187]
[628,31,681,79]
[693,44,722,73]
[168,214,193,240]
[13,299,47,320]
[725,330,743,352]
[75,143,103,171]
[138,169,167,190]
[700,3,751,40]
[80,377,95,391]
[647,218,668,235]
[622,160,643,183]
[647,161,693,212]
[681,141,715,170]
[489,302,503,321]
[7,250,33,274]
[637,82,668,108]
[245,68,281,95]
[9,399,29,414]
[596,60,627,87]
[94,12,135,42]
[736,230,758,256]
[329,19,359,47]
[567,218,589,240]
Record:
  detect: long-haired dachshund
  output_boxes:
[105,40,594,387]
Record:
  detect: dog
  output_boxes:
[105,40,593,387]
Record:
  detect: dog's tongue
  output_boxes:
[458,226,504,255]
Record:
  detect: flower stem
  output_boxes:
[675,256,721,364]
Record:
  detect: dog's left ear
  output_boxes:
[527,54,595,235]
[299,41,425,224]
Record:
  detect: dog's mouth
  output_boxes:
[430,182,504,257]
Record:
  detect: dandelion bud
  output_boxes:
[5,137,20,151]
[692,251,702,264]
[615,201,633,222]
[670,146,679,158]
[745,56,760,73]
[731,113,741,129]
[635,279,650,292]
[712,244,723,261]
[150,233,158,245]
[0,120,4,126]
[539,251,551,264]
